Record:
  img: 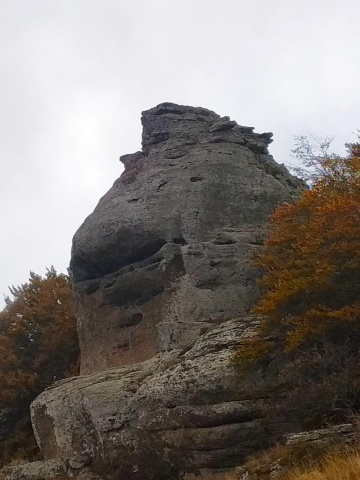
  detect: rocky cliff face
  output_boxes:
[4,104,305,480]
[70,103,302,375]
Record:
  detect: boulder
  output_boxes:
[31,316,275,479]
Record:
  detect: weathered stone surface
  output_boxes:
[70,102,304,375]
[0,459,65,480]
[31,317,273,476]
[285,423,356,445]
[0,454,106,480]
[9,103,305,480]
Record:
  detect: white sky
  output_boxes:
[1,0,359,305]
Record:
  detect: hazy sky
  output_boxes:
[1,0,359,305]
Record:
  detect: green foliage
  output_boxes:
[0,268,79,467]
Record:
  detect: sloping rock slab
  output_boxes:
[0,459,64,480]
[30,317,276,480]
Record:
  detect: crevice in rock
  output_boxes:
[105,240,166,276]
[84,282,100,295]
[148,132,170,145]
[172,236,187,246]
[185,413,259,429]
[113,239,166,272]
[72,239,168,283]
[209,260,220,267]
[105,282,164,307]
[190,176,203,182]
[195,281,220,290]
[157,181,168,191]
[70,254,103,283]
[248,240,264,246]
[212,239,236,245]
[209,136,226,144]
[165,151,188,160]
[131,312,144,324]
[117,312,144,328]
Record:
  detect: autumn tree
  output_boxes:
[0,268,79,466]
[254,138,360,347]
[234,136,360,427]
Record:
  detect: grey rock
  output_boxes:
[30,316,275,478]
[69,102,304,375]
[285,424,356,445]
[0,459,65,480]
[16,103,306,480]
[208,117,237,133]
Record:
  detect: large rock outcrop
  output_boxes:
[70,103,302,375]
[11,104,305,480]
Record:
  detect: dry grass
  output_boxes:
[208,449,360,480]
[238,441,334,480]
[244,444,289,471]
[279,450,360,480]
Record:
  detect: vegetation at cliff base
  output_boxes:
[0,268,79,467]
[234,136,360,427]
[223,443,360,480]
[280,450,360,480]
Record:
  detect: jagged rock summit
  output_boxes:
[3,104,304,480]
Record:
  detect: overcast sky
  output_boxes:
[1,0,359,305]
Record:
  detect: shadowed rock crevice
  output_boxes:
[71,238,167,283]
[101,266,165,306]
[172,236,187,245]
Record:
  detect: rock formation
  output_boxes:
[2,104,306,480]
[70,102,302,375]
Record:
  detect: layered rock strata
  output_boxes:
[12,104,305,480]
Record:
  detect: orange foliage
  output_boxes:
[254,141,360,349]
[0,268,79,466]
